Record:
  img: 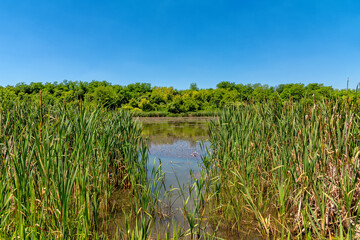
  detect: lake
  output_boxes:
[139,117,262,240]
[140,117,211,225]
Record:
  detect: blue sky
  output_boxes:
[0,0,359,89]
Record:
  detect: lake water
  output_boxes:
[105,117,261,239]
[140,118,210,227]
[140,117,262,240]
[140,117,211,225]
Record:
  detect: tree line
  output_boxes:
[0,80,358,115]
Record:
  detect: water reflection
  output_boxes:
[142,120,209,145]
[139,118,261,239]
[141,118,211,225]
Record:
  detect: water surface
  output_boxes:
[141,118,211,224]
[139,117,262,239]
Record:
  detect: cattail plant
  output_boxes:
[0,98,148,239]
[204,100,360,239]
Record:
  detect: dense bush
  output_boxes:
[1,80,358,115]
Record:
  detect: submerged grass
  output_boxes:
[204,100,360,239]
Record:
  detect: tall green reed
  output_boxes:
[204,101,360,239]
[0,98,148,239]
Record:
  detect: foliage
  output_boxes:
[2,80,358,115]
[203,100,360,239]
[0,99,149,239]
[189,83,199,91]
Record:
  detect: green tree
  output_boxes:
[138,98,154,111]
[93,86,117,107]
[217,81,236,90]
[190,83,199,91]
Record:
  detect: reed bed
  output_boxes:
[0,98,148,239]
[204,100,360,239]
[5,95,360,239]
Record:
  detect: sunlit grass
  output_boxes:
[3,94,359,239]
[0,98,148,239]
[204,100,360,239]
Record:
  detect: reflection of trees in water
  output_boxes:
[148,138,201,147]
[142,121,209,145]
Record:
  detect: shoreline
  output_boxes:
[135,116,217,123]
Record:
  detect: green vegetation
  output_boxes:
[2,80,360,239]
[0,95,217,239]
[203,100,360,239]
[0,80,357,116]
[0,97,153,239]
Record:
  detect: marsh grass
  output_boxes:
[4,94,359,239]
[0,96,216,239]
[0,98,148,239]
[204,100,360,239]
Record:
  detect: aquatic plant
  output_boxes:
[0,97,148,239]
[205,100,360,239]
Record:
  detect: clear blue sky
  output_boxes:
[0,0,359,89]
